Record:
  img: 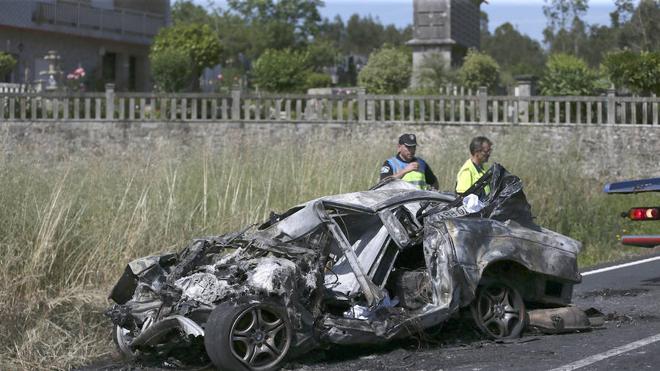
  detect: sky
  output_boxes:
[192,0,622,44]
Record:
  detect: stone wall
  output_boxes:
[2,120,659,180]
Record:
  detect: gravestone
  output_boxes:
[408,0,482,87]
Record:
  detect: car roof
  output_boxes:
[313,180,457,212]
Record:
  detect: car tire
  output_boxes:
[470,280,527,339]
[204,297,292,371]
[112,324,137,360]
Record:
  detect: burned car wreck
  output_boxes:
[106,164,582,370]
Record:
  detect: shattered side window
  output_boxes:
[327,208,382,247]
[324,207,401,299]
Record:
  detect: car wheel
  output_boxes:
[204,297,292,371]
[471,280,526,339]
[113,324,137,359]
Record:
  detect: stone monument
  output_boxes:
[407,0,482,87]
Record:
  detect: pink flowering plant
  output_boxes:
[66,66,86,92]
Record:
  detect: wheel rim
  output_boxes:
[474,283,524,338]
[229,305,291,369]
[114,325,136,357]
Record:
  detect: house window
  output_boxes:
[129,55,137,91]
[102,52,116,83]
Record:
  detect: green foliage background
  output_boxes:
[252,49,311,92]
[150,23,222,91]
[540,54,600,96]
[603,50,660,96]
[149,48,194,93]
[358,47,411,94]
[0,52,17,78]
[458,49,500,92]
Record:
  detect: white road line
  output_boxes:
[581,255,660,276]
[548,333,660,371]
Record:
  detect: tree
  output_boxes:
[150,48,193,92]
[481,23,546,85]
[603,50,660,96]
[171,0,212,25]
[305,40,339,72]
[345,15,387,55]
[610,0,635,27]
[150,23,222,89]
[540,53,599,95]
[251,49,311,92]
[227,0,323,45]
[457,49,500,92]
[357,47,411,94]
[619,0,660,52]
[0,52,17,80]
[317,14,411,57]
[542,0,589,55]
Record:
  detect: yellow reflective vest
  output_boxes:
[456,159,490,195]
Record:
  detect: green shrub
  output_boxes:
[252,48,311,92]
[540,54,600,96]
[602,50,660,96]
[306,40,339,72]
[416,51,454,92]
[150,23,222,89]
[150,48,194,92]
[458,49,500,92]
[0,52,17,78]
[304,72,332,90]
[358,46,411,94]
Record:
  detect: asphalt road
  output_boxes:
[84,251,660,371]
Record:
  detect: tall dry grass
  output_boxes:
[0,132,655,369]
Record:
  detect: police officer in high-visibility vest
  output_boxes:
[380,133,439,190]
[456,136,493,198]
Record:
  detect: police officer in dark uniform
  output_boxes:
[380,133,439,190]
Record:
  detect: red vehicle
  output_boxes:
[604,177,660,247]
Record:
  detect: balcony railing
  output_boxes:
[32,0,166,41]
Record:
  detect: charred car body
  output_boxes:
[106,164,582,370]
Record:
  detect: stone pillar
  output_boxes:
[514,75,535,123]
[105,83,115,120]
[407,0,453,88]
[407,0,481,88]
[231,88,241,120]
[478,86,488,123]
[607,88,616,125]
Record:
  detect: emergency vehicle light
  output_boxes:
[628,207,659,221]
